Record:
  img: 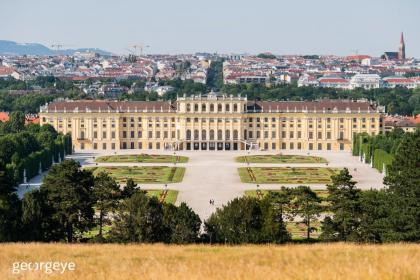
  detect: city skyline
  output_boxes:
[1,0,419,57]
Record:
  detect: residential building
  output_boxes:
[318,76,350,89]
[298,74,319,87]
[383,77,417,89]
[350,74,382,89]
[384,115,419,132]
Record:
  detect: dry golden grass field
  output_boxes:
[0,243,419,280]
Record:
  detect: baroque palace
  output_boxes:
[39,92,385,152]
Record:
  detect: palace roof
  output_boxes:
[41,100,175,113]
[247,100,382,113]
[41,99,383,114]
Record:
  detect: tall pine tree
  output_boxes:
[41,159,94,242]
[383,130,420,241]
[321,168,361,241]
[93,172,121,239]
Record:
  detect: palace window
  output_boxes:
[210,130,215,140]
[233,130,238,140]
[225,130,230,140]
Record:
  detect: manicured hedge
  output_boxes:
[19,133,72,183]
[373,149,394,173]
[353,131,403,172]
[353,133,372,162]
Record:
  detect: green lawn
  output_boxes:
[82,190,178,239]
[244,190,325,240]
[286,221,322,240]
[146,189,179,204]
[82,225,112,239]
[95,154,188,163]
[245,189,329,199]
[236,154,328,164]
[87,166,185,184]
[238,167,340,184]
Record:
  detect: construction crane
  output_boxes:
[128,44,150,56]
[351,49,359,55]
[51,44,65,51]
[50,44,74,54]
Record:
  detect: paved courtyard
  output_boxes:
[18,149,385,221]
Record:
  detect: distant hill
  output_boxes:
[0,40,113,56]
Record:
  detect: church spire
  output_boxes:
[398,32,406,60]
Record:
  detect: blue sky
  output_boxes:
[1,0,419,56]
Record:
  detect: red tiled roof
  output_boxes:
[345,55,371,61]
[43,100,175,113]
[58,76,91,81]
[319,78,349,83]
[43,100,381,114]
[383,78,414,83]
[0,67,14,76]
[247,100,378,112]
[405,115,420,124]
[0,112,9,122]
[384,115,419,127]
[25,116,40,124]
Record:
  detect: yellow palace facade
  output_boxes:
[39,92,385,152]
